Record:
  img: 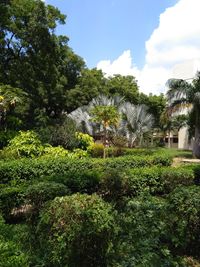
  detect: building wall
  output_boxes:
[169,59,200,150]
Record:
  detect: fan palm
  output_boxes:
[120,103,154,147]
[166,73,200,158]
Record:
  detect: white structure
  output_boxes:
[169,59,200,149]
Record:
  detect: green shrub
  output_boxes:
[160,167,194,193]
[127,166,194,196]
[0,186,25,220]
[116,196,184,266]
[167,186,200,257]
[75,132,94,150]
[37,194,117,267]
[47,169,101,194]
[25,182,70,212]
[69,148,89,159]
[88,143,104,158]
[193,165,200,185]
[99,169,129,202]
[6,130,44,158]
[0,154,173,186]
[43,145,69,158]
[40,117,78,150]
[0,130,17,149]
[0,215,29,267]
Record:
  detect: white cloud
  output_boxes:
[97,0,200,95]
[97,50,139,78]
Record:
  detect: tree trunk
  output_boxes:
[103,126,107,159]
[168,130,171,148]
[193,114,200,158]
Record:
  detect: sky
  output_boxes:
[45,0,200,95]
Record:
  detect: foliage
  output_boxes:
[139,93,166,128]
[36,194,117,267]
[0,186,25,221]
[0,0,85,126]
[116,195,184,267]
[0,153,173,185]
[88,143,105,158]
[166,74,200,158]
[106,74,139,104]
[0,215,29,266]
[6,130,44,158]
[75,131,94,150]
[43,145,69,158]
[38,117,79,150]
[167,186,200,257]
[25,182,70,213]
[47,169,101,194]
[120,102,154,147]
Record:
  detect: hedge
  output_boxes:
[0,154,173,185]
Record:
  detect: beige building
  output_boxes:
[167,59,200,149]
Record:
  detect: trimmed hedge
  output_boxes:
[0,154,173,185]
[126,166,194,196]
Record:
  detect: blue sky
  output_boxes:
[45,0,200,94]
[46,0,176,68]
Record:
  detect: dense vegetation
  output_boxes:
[1,1,200,266]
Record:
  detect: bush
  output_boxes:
[127,166,194,196]
[25,182,70,212]
[116,196,184,266]
[0,186,25,221]
[88,143,104,158]
[167,186,200,257]
[36,194,117,267]
[6,130,44,158]
[75,132,94,150]
[47,169,101,194]
[0,215,29,266]
[38,117,78,150]
[99,169,129,202]
[43,145,69,158]
[0,154,173,185]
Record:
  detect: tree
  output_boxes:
[139,93,166,128]
[120,103,154,147]
[0,84,27,131]
[66,68,107,112]
[106,75,139,104]
[0,0,85,127]
[166,74,200,157]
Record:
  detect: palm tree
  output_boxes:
[120,103,154,147]
[166,73,200,158]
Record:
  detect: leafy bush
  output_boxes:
[0,153,172,186]
[0,154,173,185]
[167,186,200,257]
[6,130,44,158]
[99,169,129,202]
[36,194,117,267]
[47,169,101,194]
[160,167,194,193]
[25,182,70,212]
[127,166,194,196]
[75,132,94,150]
[69,148,89,159]
[0,215,29,267]
[88,142,105,158]
[43,145,69,158]
[38,117,78,150]
[116,196,184,266]
[0,130,17,149]
[0,186,25,221]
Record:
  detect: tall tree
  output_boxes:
[120,103,154,147]
[0,0,85,127]
[106,75,139,104]
[166,73,200,157]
